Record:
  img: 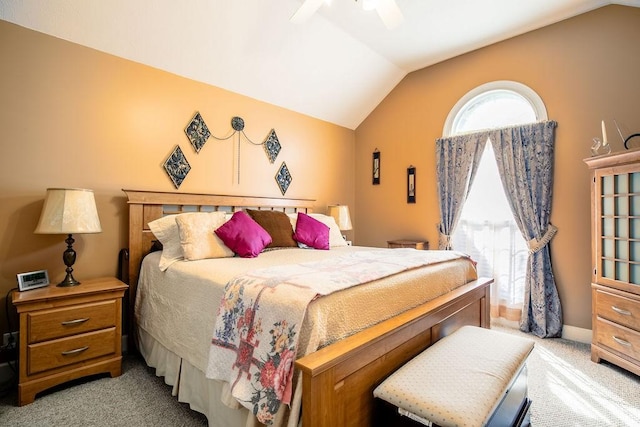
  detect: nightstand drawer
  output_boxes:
[595,318,640,361]
[27,300,117,343]
[27,327,117,375]
[594,290,640,331]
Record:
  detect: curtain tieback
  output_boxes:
[527,224,558,254]
[439,233,452,250]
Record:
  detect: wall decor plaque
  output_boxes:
[185,111,211,153]
[407,165,416,203]
[163,145,191,189]
[275,162,292,195]
[264,129,282,164]
[372,150,380,185]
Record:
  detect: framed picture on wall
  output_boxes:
[373,150,380,185]
[407,166,416,203]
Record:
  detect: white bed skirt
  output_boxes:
[138,327,253,427]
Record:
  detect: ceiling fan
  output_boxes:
[291,0,404,29]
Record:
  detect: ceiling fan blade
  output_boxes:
[375,0,404,29]
[290,0,325,24]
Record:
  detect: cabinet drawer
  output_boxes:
[595,318,640,361]
[27,327,117,375]
[27,300,117,343]
[594,290,640,331]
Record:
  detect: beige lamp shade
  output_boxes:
[328,205,353,231]
[34,188,102,234]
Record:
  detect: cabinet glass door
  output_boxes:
[597,170,640,287]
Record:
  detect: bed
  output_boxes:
[123,189,491,427]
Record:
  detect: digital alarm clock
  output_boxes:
[17,270,50,291]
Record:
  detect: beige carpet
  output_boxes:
[496,324,640,427]
[0,325,638,426]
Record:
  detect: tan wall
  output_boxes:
[0,20,355,334]
[354,5,640,330]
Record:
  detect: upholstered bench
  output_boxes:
[373,326,535,427]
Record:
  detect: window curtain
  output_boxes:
[436,120,562,338]
[490,120,562,337]
[435,133,488,249]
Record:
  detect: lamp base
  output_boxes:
[57,273,80,287]
[57,233,81,287]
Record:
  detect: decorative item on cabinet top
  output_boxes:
[591,120,611,157]
[613,119,640,150]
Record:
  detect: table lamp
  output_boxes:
[328,204,352,239]
[34,188,102,287]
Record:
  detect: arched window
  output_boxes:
[445,81,547,323]
[444,80,547,136]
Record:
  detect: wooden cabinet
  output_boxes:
[12,277,128,405]
[387,239,429,250]
[585,150,640,376]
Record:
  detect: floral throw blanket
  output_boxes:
[206,249,467,424]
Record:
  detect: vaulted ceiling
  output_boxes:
[1,0,638,129]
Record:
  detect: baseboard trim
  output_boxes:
[492,317,591,344]
[561,325,592,344]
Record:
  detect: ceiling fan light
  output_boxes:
[362,0,378,11]
[291,0,325,23]
[376,0,403,29]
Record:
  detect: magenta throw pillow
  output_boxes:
[293,212,330,250]
[215,211,272,258]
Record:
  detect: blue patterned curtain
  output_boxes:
[490,120,562,337]
[435,132,488,249]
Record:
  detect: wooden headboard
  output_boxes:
[122,189,315,340]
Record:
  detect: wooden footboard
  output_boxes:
[295,277,492,427]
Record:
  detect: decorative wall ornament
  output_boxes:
[164,145,191,189]
[407,165,416,203]
[275,162,292,195]
[185,112,211,153]
[231,116,245,131]
[178,113,289,192]
[263,129,281,163]
[372,149,380,185]
[206,116,288,188]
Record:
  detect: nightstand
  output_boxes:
[387,239,429,250]
[12,277,128,406]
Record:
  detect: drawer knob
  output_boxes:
[612,336,632,347]
[61,346,89,356]
[61,317,90,326]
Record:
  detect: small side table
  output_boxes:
[387,239,429,250]
[12,277,128,406]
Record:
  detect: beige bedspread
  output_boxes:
[135,246,477,425]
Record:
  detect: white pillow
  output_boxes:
[176,212,234,260]
[288,213,348,248]
[148,215,183,271]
